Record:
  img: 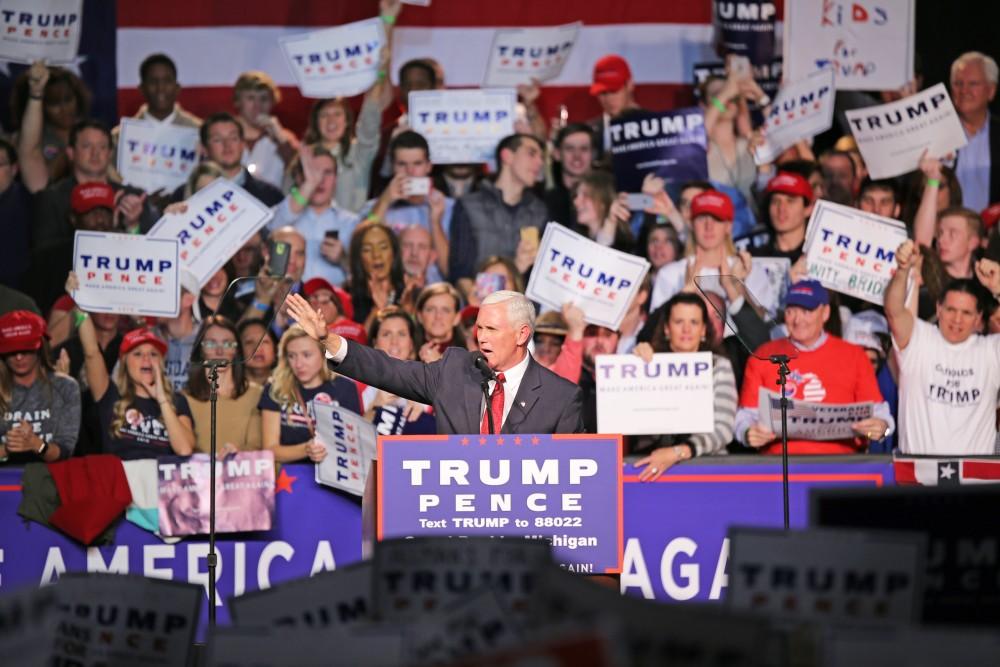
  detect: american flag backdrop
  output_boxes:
[109,1,783,134]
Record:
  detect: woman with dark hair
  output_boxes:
[348,220,406,328]
[0,311,80,464]
[414,282,465,363]
[237,319,279,386]
[572,170,635,252]
[631,293,737,481]
[11,62,91,182]
[363,306,436,434]
[184,315,263,453]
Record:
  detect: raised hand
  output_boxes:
[286,293,328,340]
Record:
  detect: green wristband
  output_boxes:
[73,311,88,328]
[926,178,941,188]
[381,13,396,25]
[289,187,307,206]
[377,69,387,81]
[710,96,728,113]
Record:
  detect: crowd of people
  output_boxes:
[3,1,1000,478]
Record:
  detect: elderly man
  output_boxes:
[287,290,583,434]
[951,52,1000,211]
[885,240,1000,455]
[735,280,893,455]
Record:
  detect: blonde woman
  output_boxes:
[76,314,195,460]
[258,325,362,463]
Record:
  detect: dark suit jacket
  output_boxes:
[168,170,283,208]
[334,343,584,435]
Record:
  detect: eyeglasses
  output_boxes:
[201,340,238,350]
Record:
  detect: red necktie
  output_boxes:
[480,372,506,434]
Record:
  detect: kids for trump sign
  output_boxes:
[526,223,650,331]
[483,22,580,88]
[803,199,908,305]
[116,118,200,194]
[279,17,386,99]
[784,0,914,91]
[609,108,708,194]
[72,231,180,317]
[754,68,835,165]
[147,179,272,288]
[376,434,623,575]
[0,0,82,64]
[408,89,516,164]
[595,353,715,436]
[845,83,968,180]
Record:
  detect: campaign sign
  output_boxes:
[526,223,650,331]
[754,68,836,165]
[158,451,276,538]
[229,561,372,630]
[314,402,376,497]
[279,17,385,99]
[714,1,778,66]
[609,108,708,194]
[117,118,200,194]
[53,573,201,666]
[784,0,914,91]
[0,0,82,65]
[147,179,272,288]
[371,537,553,622]
[693,58,783,98]
[846,83,967,180]
[483,22,580,88]
[377,434,623,574]
[727,527,925,624]
[757,388,874,441]
[209,626,403,667]
[803,199,908,305]
[595,352,714,435]
[72,231,180,317]
[0,585,58,667]
[408,89,516,164]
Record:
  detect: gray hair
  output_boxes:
[481,290,535,333]
[952,51,999,85]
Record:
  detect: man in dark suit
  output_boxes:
[287,290,584,435]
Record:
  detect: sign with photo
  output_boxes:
[757,387,874,441]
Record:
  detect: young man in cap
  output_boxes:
[750,171,814,263]
[0,310,80,463]
[588,54,643,159]
[886,241,1000,455]
[735,279,893,455]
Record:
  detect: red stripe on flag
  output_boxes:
[893,460,918,485]
[117,1,715,29]
[118,83,695,139]
[961,461,1000,481]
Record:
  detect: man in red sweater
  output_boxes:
[734,280,893,455]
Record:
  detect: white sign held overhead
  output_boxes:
[483,22,580,88]
[0,0,82,65]
[754,68,835,165]
[846,83,968,180]
[783,0,914,91]
[408,89,516,164]
[117,118,200,194]
[280,18,386,98]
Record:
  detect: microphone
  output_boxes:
[471,352,496,382]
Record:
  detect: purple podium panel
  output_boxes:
[377,434,623,574]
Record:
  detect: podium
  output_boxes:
[362,434,623,575]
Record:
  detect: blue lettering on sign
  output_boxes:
[766,86,832,122]
[417,109,510,125]
[292,41,380,67]
[547,248,633,291]
[1,11,78,27]
[79,255,172,272]
[819,228,895,263]
[125,140,198,163]
[176,191,237,245]
[848,92,947,133]
[496,40,575,58]
[598,360,711,379]
[608,113,704,144]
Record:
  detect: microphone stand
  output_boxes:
[481,379,495,435]
[191,274,292,629]
[694,276,794,531]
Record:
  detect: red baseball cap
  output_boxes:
[690,190,735,221]
[590,54,632,96]
[0,310,47,354]
[303,277,336,298]
[119,328,168,357]
[330,318,367,346]
[302,278,355,321]
[981,203,1000,232]
[766,171,813,203]
[71,182,116,214]
[460,305,479,327]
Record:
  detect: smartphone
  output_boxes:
[520,227,540,247]
[728,54,752,80]
[324,230,339,241]
[403,177,431,196]
[625,193,654,211]
[268,240,290,278]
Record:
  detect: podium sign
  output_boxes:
[376,434,623,574]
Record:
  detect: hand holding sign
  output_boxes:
[27,60,49,97]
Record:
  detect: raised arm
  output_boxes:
[16,61,50,193]
[912,151,942,247]
[885,240,918,350]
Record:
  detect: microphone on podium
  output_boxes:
[471,352,497,382]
